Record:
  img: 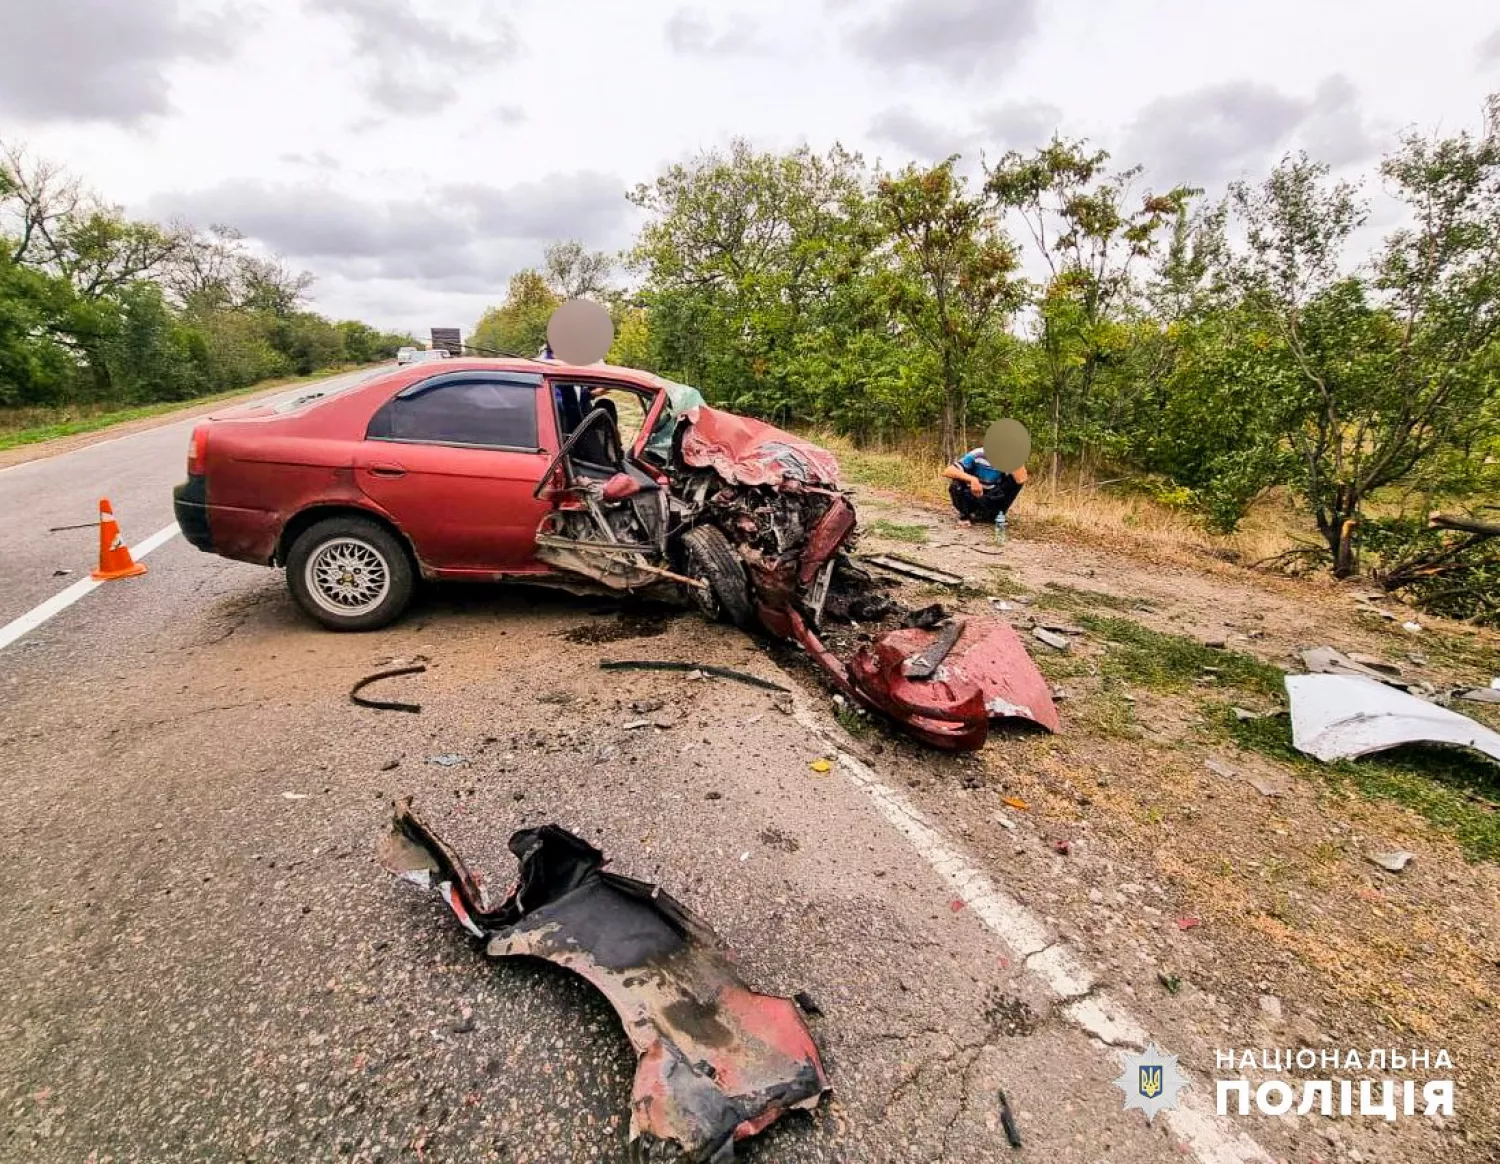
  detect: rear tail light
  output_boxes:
[187,425,209,476]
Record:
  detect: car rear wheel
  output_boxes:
[681,525,753,629]
[286,516,414,631]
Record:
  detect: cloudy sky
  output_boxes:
[3,0,1498,336]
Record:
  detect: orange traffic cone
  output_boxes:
[91,499,148,581]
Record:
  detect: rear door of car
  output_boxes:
[354,370,556,570]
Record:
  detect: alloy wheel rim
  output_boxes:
[305,537,391,616]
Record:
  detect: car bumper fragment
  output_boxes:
[377,800,831,1163]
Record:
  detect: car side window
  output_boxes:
[368,375,540,450]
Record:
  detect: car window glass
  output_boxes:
[369,378,538,448]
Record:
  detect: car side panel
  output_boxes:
[353,383,561,570]
[204,431,368,564]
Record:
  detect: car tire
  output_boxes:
[286,515,415,632]
[681,524,754,629]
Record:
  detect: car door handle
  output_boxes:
[369,463,406,478]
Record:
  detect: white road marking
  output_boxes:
[0,522,181,653]
[793,704,1275,1164]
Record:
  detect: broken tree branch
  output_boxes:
[1429,513,1500,538]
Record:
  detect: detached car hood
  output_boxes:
[679,406,842,489]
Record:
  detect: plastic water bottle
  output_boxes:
[993,511,1008,545]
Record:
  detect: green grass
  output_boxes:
[1210,704,1500,863]
[865,519,930,544]
[1079,613,1287,700]
[0,366,366,451]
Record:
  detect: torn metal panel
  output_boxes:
[900,618,964,679]
[1301,647,1408,688]
[860,554,965,587]
[678,406,842,489]
[1286,674,1500,764]
[847,618,1061,751]
[377,801,830,1163]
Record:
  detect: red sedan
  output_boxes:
[173,357,1058,750]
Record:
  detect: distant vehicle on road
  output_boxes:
[172,358,1049,749]
[396,347,449,366]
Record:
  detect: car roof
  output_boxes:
[394,357,662,387]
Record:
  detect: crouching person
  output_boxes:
[943,449,1028,526]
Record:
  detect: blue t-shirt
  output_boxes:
[955,449,1005,486]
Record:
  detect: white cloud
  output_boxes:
[2,0,1492,333]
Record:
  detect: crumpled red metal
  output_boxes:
[377,801,830,1162]
[678,406,843,489]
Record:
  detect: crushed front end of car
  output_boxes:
[656,393,1058,752]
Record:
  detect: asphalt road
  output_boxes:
[0,383,1284,1163]
[0,367,382,625]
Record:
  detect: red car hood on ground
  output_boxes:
[678,406,842,489]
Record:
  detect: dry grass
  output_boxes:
[808,427,1305,569]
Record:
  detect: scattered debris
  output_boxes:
[848,618,1061,749]
[901,603,949,629]
[997,1090,1023,1149]
[380,759,400,772]
[1286,674,1500,764]
[427,754,466,767]
[377,801,830,1160]
[599,660,789,693]
[52,568,72,577]
[993,814,1016,831]
[1039,621,1085,636]
[1002,796,1029,811]
[1259,995,1283,1021]
[705,790,723,800]
[1051,839,1071,856]
[1402,621,1423,634]
[991,599,1013,612]
[281,791,311,801]
[1232,707,1264,722]
[1367,850,1415,874]
[900,618,964,679]
[860,553,964,587]
[1032,627,1070,652]
[1176,917,1201,931]
[350,664,426,713]
[629,698,666,714]
[1348,652,1402,674]
[809,759,832,774]
[950,899,966,912]
[1301,647,1406,688]
[623,719,652,730]
[1157,971,1182,995]
[793,991,823,1017]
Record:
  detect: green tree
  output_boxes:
[874,157,1026,460]
[1222,100,1500,576]
[472,269,559,355]
[986,138,1196,477]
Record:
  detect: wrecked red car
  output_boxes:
[173,358,1056,749]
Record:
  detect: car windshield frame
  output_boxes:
[641,376,707,462]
